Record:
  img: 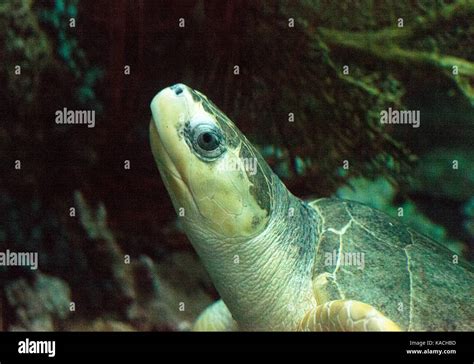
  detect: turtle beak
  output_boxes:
[149,84,192,178]
[150,84,199,210]
[169,83,186,96]
[150,83,193,151]
[150,83,189,125]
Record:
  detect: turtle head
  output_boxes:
[150,84,274,245]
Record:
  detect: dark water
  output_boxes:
[0,0,472,332]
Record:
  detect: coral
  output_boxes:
[64,318,136,331]
[410,148,474,201]
[37,0,103,111]
[0,0,53,113]
[463,197,474,241]
[0,188,213,331]
[5,272,71,331]
[129,253,213,331]
[73,191,136,315]
[336,176,395,211]
[0,191,71,286]
[317,1,474,105]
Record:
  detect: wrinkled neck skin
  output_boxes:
[186,176,319,331]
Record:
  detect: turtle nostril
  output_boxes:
[171,84,184,96]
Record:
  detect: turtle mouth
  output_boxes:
[149,85,191,183]
[150,120,183,181]
[149,103,201,221]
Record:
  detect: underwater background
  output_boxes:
[0,0,473,331]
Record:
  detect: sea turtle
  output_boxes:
[149,83,474,331]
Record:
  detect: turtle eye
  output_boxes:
[198,131,220,151]
[191,123,225,159]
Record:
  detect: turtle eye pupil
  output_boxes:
[190,123,225,159]
[198,131,219,151]
[202,133,212,144]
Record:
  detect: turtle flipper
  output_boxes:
[193,299,238,331]
[298,300,401,331]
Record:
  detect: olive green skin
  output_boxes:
[310,198,474,331]
[150,83,473,331]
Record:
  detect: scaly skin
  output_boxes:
[150,84,474,331]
